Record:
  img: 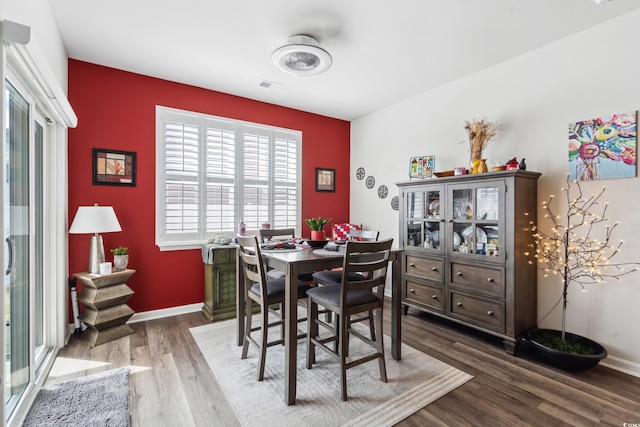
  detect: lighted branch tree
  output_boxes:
[525,175,640,341]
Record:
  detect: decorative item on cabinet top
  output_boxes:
[408,155,435,179]
[464,118,501,169]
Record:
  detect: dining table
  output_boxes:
[235,242,403,405]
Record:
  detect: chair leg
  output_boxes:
[257,304,269,381]
[333,314,340,353]
[241,299,252,359]
[339,313,349,401]
[368,309,376,341]
[306,299,318,369]
[374,307,387,383]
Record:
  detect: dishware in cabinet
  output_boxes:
[403,186,445,253]
[448,180,505,262]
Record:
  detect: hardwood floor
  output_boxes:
[54,301,640,426]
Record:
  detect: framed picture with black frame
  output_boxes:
[315,167,335,192]
[93,148,137,186]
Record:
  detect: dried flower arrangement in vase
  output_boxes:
[464,118,502,170]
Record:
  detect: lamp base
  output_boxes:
[88,234,105,274]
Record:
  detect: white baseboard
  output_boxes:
[600,355,640,378]
[128,303,203,323]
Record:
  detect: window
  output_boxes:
[156,106,301,250]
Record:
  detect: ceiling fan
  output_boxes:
[271,35,333,76]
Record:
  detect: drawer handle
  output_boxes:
[456,302,463,307]
[409,288,416,294]
[431,266,438,271]
[487,310,494,316]
[487,277,494,282]
[456,271,463,276]
[431,294,438,300]
[410,263,416,267]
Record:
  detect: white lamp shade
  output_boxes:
[69,206,122,234]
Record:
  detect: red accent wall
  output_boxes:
[68,60,350,313]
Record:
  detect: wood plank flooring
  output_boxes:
[54,301,640,426]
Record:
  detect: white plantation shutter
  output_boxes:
[205,124,236,233]
[242,127,270,230]
[273,133,298,229]
[163,118,199,240]
[156,106,301,250]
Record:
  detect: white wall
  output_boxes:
[4,0,68,91]
[351,10,640,376]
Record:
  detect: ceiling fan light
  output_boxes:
[272,35,332,76]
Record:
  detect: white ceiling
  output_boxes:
[49,0,640,121]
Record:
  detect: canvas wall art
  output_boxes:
[568,111,637,181]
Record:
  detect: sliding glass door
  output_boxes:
[4,78,48,420]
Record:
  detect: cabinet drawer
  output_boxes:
[449,291,504,333]
[404,280,444,312]
[450,262,504,296]
[213,247,235,264]
[406,256,444,281]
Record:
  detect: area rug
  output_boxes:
[23,367,130,427]
[190,317,472,427]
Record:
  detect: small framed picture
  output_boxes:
[315,168,335,192]
[93,148,137,186]
[409,155,436,179]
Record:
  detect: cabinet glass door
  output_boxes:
[405,188,442,252]
[450,183,503,260]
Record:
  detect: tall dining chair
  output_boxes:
[258,228,295,243]
[258,228,314,282]
[237,235,310,381]
[311,229,380,331]
[305,238,393,401]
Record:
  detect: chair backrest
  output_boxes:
[258,228,295,243]
[340,238,393,303]
[348,229,379,241]
[332,223,361,241]
[237,235,268,303]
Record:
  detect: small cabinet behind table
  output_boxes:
[202,244,238,321]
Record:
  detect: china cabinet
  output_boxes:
[397,170,540,353]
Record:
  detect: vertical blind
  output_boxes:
[156,106,301,249]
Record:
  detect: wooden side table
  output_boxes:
[74,269,136,346]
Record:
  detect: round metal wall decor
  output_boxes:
[356,167,365,180]
[365,176,375,189]
[377,185,388,199]
[391,196,399,211]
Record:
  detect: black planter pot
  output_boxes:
[526,328,607,371]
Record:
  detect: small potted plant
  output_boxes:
[110,246,129,272]
[305,216,331,241]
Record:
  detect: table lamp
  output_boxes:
[69,204,122,274]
